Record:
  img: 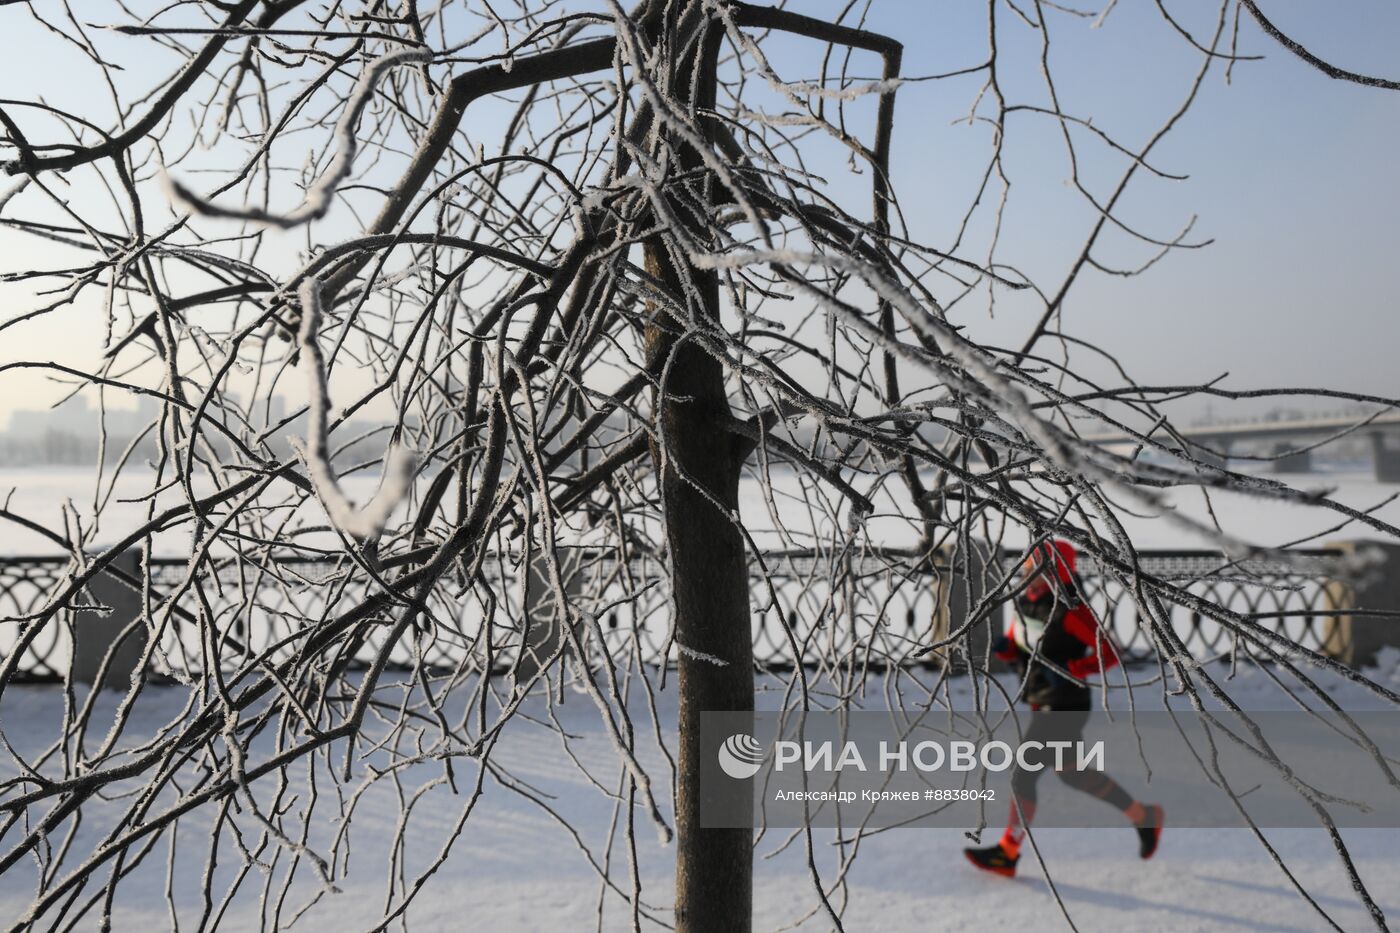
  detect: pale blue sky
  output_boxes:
[869,1,1400,414]
[0,1,1396,426]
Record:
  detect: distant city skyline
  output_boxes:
[1,392,288,437]
[0,391,420,468]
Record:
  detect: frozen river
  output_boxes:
[0,463,1396,557]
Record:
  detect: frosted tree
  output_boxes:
[1,1,1398,930]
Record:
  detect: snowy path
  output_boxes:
[3,656,1400,931]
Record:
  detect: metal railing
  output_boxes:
[0,547,1347,682]
[746,548,1342,669]
[0,556,71,681]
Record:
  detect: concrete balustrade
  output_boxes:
[1321,541,1400,669]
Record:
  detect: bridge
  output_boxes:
[1083,411,1400,480]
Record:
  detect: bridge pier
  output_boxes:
[1372,432,1400,483]
[1272,443,1312,474]
[1191,441,1230,472]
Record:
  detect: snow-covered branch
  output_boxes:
[291,276,416,541]
[165,48,432,229]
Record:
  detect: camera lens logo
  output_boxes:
[717,733,765,779]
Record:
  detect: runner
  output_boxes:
[964,540,1164,877]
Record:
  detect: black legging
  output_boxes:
[1010,709,1133,811]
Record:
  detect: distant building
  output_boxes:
[0,393,376,466]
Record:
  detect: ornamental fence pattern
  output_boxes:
[0,548,1347,683]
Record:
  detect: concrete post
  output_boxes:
[512,549,584,687]
[927,542,1004,673]
[1321,541,1400,669]
[70,550,148,689]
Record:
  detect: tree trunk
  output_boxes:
[642,3,754,931]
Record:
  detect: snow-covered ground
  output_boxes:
[3,655,1400,931]
[1,465,1397,930]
